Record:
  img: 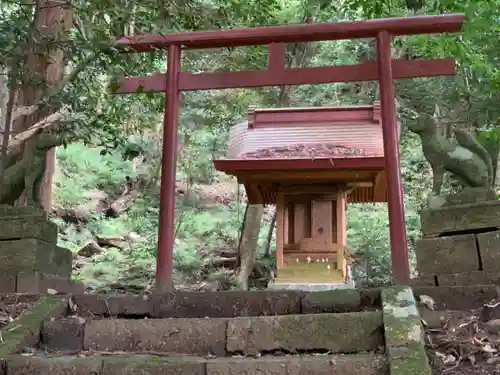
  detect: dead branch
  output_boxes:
[107,188,140,218]
[95,235,127,249]
[208,257,237,267]
[0,108,67,154]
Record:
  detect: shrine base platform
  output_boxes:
[268,281,355,291]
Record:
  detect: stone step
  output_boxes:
[71,289,381,318]
[268,282,355,291]
[413,284,499,311]
[41,312,384,356]
[6,353,389,375]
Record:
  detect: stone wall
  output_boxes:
[413,199,500,286]
[0,205,83,293]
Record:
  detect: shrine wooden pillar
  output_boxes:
[335,191,347,247]
[276,192,285,270]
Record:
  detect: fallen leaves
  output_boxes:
[0,295,39,331]
[426,298,500,373]
[241,143,371,159]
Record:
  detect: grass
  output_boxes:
[53,142,251,291]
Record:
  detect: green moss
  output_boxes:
[0,296,67,358]
[101,355,205,374]
[305,289,361,308]
[6,355,103,373]
[382,285,422,348]
[381,286,414,307]
[389,344,432,375]
[384,314,424,347]
[381,287,432,374]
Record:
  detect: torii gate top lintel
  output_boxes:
[112,13,465,292]
[115,13,464,51]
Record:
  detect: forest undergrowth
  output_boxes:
[53,128,433,292]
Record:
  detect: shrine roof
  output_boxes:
[213,103,390,204]
[213,155,385,173]
[217,102,387,163]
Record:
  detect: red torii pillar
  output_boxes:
[157,45,181,292]
[112,14,465,292]
[377,31,408,284]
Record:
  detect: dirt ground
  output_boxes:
[241,143,370,159]
[426,302,500,375]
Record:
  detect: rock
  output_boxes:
[41,316,86,351]
[419,308,447,329]
[77,240,103,257]
[479,300,500,322]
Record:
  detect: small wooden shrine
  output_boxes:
[214,103,391,286]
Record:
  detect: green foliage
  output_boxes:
[343,0,500,129]
[54,143,136,207]
[54,141,248,290]
[77,198,248,291]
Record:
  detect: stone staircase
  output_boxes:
[0,287,439,374]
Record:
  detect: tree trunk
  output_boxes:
[14,0,72,210]
[236,204,264,290]
[263,210,277,257]
[495,150,500,187]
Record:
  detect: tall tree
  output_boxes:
[12,0,72,209]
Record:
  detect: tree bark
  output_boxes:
[263,210,277,257]
[14,0,72,210]
[236,204,264,290]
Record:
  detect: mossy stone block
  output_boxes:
[382,286,417,312]
[415,234,478,276]
[388,343,432,375]
[477,230,500,270]
[226,311,383,355]
[382,286,424,348]
[0,205,47,219]
[420,200,500,237]
[0,240,72,277]
[6,356,102,375]
[0,296,68,358]
[384,315,424,348]
[302,289,362,313]
[0,215,57,242]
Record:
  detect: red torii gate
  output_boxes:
[113,13,465,292]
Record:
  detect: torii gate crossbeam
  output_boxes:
[112,13,465,292]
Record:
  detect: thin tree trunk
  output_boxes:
[236,204,264,290]
[263,210,277,257]
[495,150,500,187]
